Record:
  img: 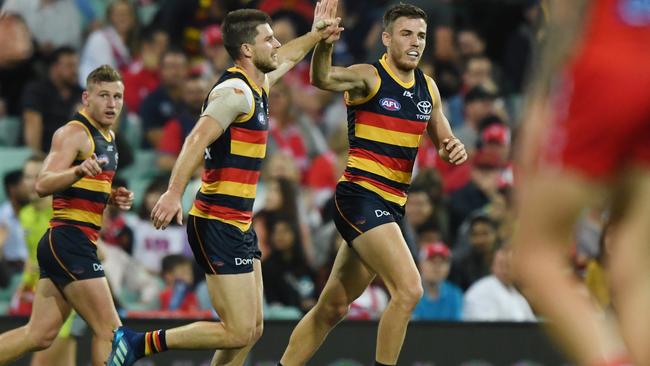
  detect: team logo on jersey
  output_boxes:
[417,101,432,115]
[96,154,110,166]
[257,112,266,125]
[380,98,401,111]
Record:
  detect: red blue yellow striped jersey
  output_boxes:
[189,67,269,231]
[50,110,117,242]
[341,54,437,206]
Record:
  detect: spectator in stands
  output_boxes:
[406,169,449,244]
[456,28,486,62]
[22,46,82,154]
[450,214,499,291]
[139,48,188,148]
[79,0,138,83]
[448,149,504,238]
[0,169,28,277]
[463,242,536,321]
[262,215,317,314]
[129,177,189,274]
[0,14,33,68]
[462,55,497,93]
[455,85,497,150]
[503,0,541,95]
[197,25,230,84]
[1,0,82,53]
[157,75,208,172]
[122,27,169,114]
[100,177,134,254]
[347,279,389,320]
[413,242,463,321]
[16,155,50,291]
[159,254,200,312]
[267,78,327,176]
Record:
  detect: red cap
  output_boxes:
[421,242,451,260]
[481,124,510,146]
[202,25,223,47]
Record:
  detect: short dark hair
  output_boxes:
[3,169,22,197]
[222,9,271,60]
[86,65,122,88]
[383,3,427,32]
[47,46,77,68]
[161,254,192,275]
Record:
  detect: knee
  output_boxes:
[251,320,263,344]
[227,323,257,349]
[25,325,58,351]
[390,279,423,312]
[319,301,349,327]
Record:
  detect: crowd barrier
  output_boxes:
[0,317,570,365]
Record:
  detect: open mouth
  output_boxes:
[105,110,116,119]
[407,51,420,59]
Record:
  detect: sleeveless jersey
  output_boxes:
[341,54,436,206]
[189,66,269,231]
[51,111,118,242]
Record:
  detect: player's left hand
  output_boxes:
[109,186,134,210]
[312,0,343,41]
[439,137,467,165]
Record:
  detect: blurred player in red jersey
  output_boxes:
[513,0,650,365]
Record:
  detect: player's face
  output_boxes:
[251,23,281,73]
[82,81,124,128]
[383,17,427,71]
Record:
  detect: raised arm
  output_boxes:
[310,41,373,94]
[266,0,342,86]
[151,84,252,229]
[35,123,97,196]
[425,75,467,165]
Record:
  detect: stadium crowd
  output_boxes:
[0,0,608,324]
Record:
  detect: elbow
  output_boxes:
[35,182,49,198]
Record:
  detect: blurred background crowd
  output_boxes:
[0,0,610,323]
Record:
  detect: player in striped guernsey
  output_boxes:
[0,65,133,366]
[278,4,467,366]
[106,2,342,366]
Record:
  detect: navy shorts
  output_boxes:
[333,181,405,245]
[187,215,261,275]
[37,226,105,288]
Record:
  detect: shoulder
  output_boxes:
[209,78,254,102]
[53,120,92,143]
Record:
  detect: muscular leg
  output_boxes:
[280,243,375,366]
[210,259,264,366]
[0,279,71,365]
[164,270,258,351]
[30,336,76,366]
[350,223,423,365]
[512,171,624,365]
[608,169,650,365]
[63,277,121,366]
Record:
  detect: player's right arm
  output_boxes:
[151,84,252,229]
[35,123,100,197]
[310,40,377,99]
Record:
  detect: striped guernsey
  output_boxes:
[342,54,437,206]
[50,110,117,242]
[189,66,269,231]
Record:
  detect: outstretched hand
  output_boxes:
[312,0,344,43]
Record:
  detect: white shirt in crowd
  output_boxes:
[463,275,536,322]
[2,0,82,49]
[0,202,27,262]
[127,216,188,274]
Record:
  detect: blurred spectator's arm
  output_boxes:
[23,110,43,154]
[0,14,33,68]
[0,225,7,254]
[157,119,183,171]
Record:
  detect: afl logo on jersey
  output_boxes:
[380,98,401,111]
[619,0,650,26]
